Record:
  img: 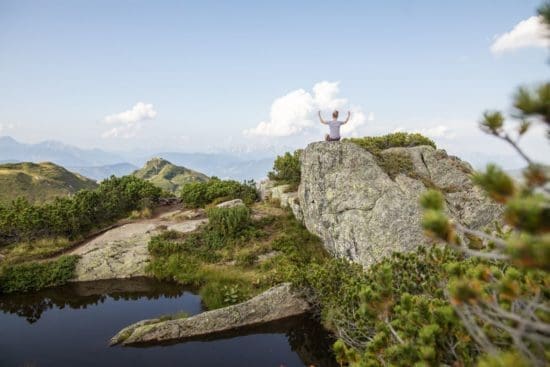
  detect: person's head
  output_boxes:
[332,110,339,120]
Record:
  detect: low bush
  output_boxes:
[0,255,79,294]
[206,206,251,237]
[268,150,302,187]
[346,132,436,155]
[180,178,258,208]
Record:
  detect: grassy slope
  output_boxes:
[0,162,98,204]
[133,158,209,193]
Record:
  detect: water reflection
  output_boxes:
[0,277,187,323]
[0,278,337,367]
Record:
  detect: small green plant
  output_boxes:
[223,284,241,305]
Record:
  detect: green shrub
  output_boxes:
[268,150,302,187]
[206,206,251,237]
[0,255,79,293]
[346,132,436,155]
[180,178,258,208]
[291,246,485,366]
[0,175,162,247]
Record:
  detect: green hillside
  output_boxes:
[0,162,98,204]
[133,157,209,193]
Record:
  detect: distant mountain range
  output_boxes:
[133,158,209,193]
[68,163,138,181]
[0,136,124,167]
[0,161,98,204]
[0,136,273,181]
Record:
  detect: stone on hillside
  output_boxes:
[258,180,302,221]
[110,283,310,346]
[298,141,502,268]
[216,199,245,208]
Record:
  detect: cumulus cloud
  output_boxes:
[243,81,369,137]
[0,123,16,136]
[102,102,157,139]
[393,124,456,140]
[490,16,549,54]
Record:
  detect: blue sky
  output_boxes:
[0,0,548,168]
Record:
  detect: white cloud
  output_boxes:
[102,102,157,139]
[490,16,549,54]
[0,123,15,134]
[392,124,456,140]
[243,81,369,137]
[421,125,456,139]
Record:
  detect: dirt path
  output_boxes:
[69,206,207,282]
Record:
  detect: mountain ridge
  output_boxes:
[133,157,209,193]
[0,161,98,204]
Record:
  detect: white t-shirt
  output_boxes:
[328,120,344,139]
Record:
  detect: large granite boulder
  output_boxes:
[298,141,502,268]
[110,283,310,346]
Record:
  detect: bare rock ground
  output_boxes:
[70,209,206,282]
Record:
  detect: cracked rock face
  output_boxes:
[298,142,502,268]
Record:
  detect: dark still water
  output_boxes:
[0,278,337,367]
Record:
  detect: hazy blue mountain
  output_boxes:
[0,136,274,182]
[0,136,124,166]
[68,163,138,181]
[148,152,273,181]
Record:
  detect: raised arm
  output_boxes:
[318,111,327,125]
[343,111,351,124]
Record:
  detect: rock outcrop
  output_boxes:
[258,180,302,221]
[298,141,502,268]
[110,283,310,346]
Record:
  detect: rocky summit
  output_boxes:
[297,141,502,268]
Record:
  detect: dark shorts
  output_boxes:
[325,135,341,142]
